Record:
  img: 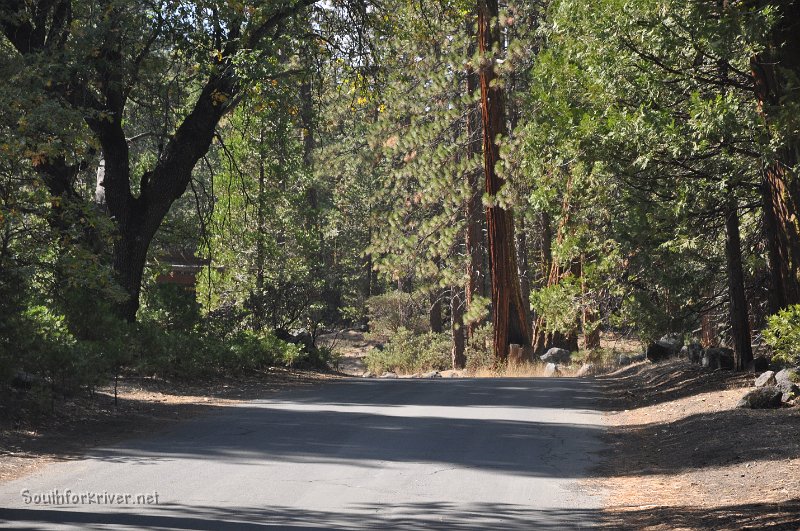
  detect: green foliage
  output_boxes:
[465,323,496,373]
[530,275,581,337]
[364,328,451,374]
[365,291,429,337]
[764,305,800,366]
[140,283,202,332]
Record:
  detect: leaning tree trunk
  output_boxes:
[477,0,531,361]
[725,197,754,371]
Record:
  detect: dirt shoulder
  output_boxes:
[594,360,800,530]
[0,368,335,484]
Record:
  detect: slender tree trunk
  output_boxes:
[430,290,443,333]
[581,255,601,350]
[253,126,268,330]
[725,198,753,370]
[516,215,531,324]
[477,0,531,361]
[451,287,466,369]
[465,28,486,338]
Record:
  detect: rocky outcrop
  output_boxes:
[737,386,783,409]
[540,348,571,365]
[755,370,777,388]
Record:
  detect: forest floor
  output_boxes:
[0,368,334,484]
[595,360,800,530]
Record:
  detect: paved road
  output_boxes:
[0,378,606,530]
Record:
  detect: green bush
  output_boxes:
[364,328,450,374]
[130,324,331,378]
[764,304,800,366]
[366,291,428,337]
[465,323,495,373]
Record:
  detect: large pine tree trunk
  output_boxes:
[725,198,753,371]
[477,0,531,361]
[751,1,800,312]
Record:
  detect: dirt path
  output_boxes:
[318,329,378,376]
[595,360,800,530]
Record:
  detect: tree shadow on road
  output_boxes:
[4,499,800,530]
[1,501,602,530]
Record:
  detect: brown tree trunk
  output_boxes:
[430,290,443,333]
[451,287,467,369]
[751,2,800,312]
[725,198,754,371]
[477,0,531,361]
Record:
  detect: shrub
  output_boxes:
[465,323,495,373]
[366,291,428,337]
[764,304,800,366]
[364,328,450,374]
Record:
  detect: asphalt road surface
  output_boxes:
[0,377,607,530]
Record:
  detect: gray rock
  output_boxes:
[755,370,776,388]
[421,370,441,378]
[379,372,398,379]
[646,340,676,362]
[775,369,800,400]
[618,355,632,366]
[575,363,595,378]
[660,334,684,351]
[737,386,783,409]
[631,353,647,362]
[362,371,374,378]
[540,347,571,364]
[702,347,734,370]
[543,363,561,377]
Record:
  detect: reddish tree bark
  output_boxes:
[477,0,531,360]
[751,1,800,312]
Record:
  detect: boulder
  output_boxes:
[362,371,374,378]
[774,369,800,401]
[646,340,678,362]
[379,372,398,379]
[755,370,777,388]
[631,353,646,363]
[421,370,441,378]
[617,355,632,366]
[736,386,783,409]
[702,347,734,370]
[576,363,596,378]
[543,363,561,377]
[540,347,571,365]
[660,334,684,351]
